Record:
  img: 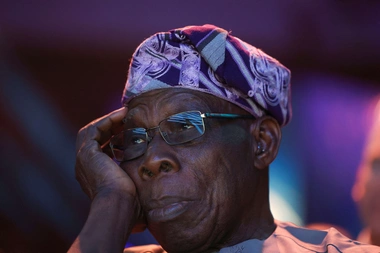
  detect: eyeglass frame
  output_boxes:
[109,110,255,162]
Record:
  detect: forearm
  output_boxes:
[68,190,138,253]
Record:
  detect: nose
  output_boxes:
[138,131,179,180]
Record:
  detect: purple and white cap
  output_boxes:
[122,24,292,126]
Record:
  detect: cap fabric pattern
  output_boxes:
[122,24,292,126]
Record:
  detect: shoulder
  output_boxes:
[123,244,166,253]
[273,221,380,252]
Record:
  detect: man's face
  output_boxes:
[120,88,259,252]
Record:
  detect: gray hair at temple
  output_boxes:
[122,24,292,126]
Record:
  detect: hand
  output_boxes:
[68,108,146,252]
[75,107,136,200]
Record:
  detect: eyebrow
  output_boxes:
[122,108,146,126]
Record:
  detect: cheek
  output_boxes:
[215,125,252,172]
[184,136,247,198]
[180,147,216,187]
[218,124,250,146]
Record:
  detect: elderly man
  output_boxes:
[68,25,379,252]
[352,98,380,246]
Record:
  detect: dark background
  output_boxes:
[1,1,380,252]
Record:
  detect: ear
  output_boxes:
[250,116,282,169]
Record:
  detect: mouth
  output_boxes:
[146,198,192,223]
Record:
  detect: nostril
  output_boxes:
[140,161,173,179]
[141,167,155,178]
[159,161,172,173]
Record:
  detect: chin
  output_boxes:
[148,215,219,253]
[150,227,211,253]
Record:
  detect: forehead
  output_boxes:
[126,88,217,122]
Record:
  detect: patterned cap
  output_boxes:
[122,24,292,126]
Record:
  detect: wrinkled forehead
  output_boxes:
[125,88,219,122]
[128,88,210,107]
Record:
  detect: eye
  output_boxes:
[126,128,147,145]
[159,111,204,143]
[131,136,146,145]
[179,120,195,131]
[163,118,196,133]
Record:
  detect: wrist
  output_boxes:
[90,189,140,232]
[72,189,139,253]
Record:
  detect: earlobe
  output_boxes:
[250,116,282,169]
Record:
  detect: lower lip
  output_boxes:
[148,201,190,222]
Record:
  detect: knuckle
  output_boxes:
[77,125,89,137]
[77,120,98,138]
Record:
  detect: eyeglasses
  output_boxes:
[109,110,254,162]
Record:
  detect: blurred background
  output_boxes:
[1,1,380,252]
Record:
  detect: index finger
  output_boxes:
[76,107,128,152]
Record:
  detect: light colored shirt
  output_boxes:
[124,221,380,252]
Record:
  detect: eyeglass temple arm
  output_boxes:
[201,113,255,119]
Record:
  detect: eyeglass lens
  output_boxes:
[110,111,205,162]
